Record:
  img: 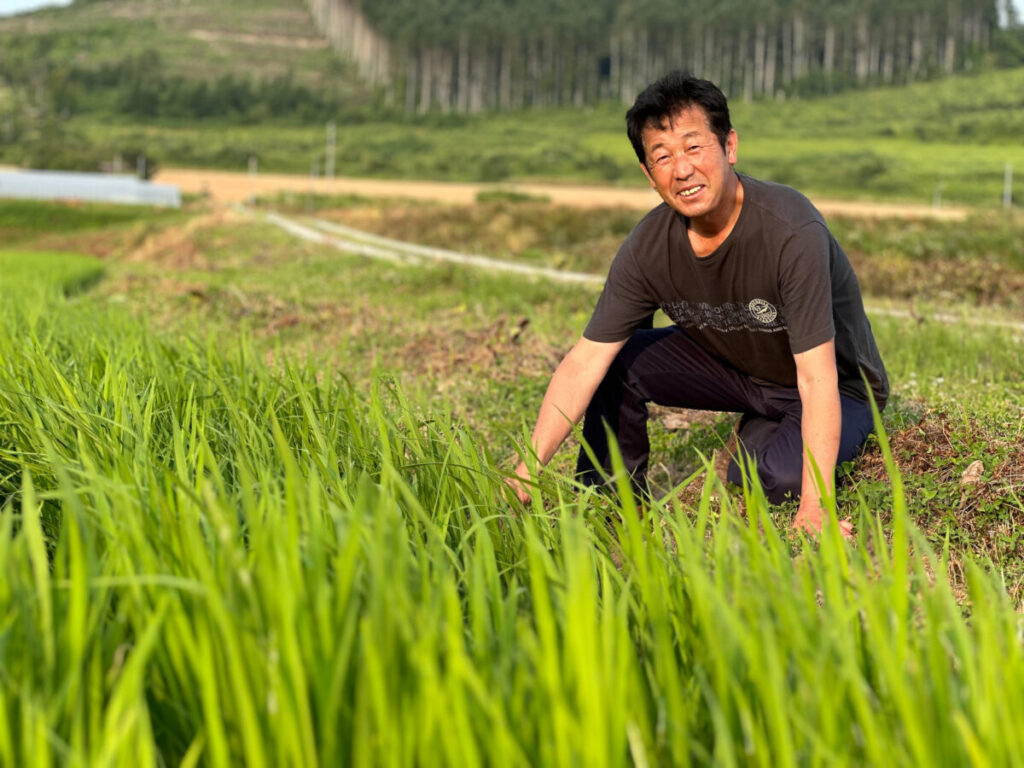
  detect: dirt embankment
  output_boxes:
[156,167,970,221]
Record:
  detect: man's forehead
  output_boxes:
[643,107,711,140]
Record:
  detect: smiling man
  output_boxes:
[508,72,889,535]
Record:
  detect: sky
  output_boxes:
[0,0,71,17]
[0,0,1022,21]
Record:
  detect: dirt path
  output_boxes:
[253,207,1024,336]
[158,167,970,220]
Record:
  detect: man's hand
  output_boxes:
[504,463,533,505]
[502,336,625,510]
[792,498,853,539]
[793,340,846,539]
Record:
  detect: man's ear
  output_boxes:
[640,162,656,188]
[726,129,738,165]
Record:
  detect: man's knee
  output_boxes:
[758,459,803,505]
[730,414,803,504]
[725,450,801,504]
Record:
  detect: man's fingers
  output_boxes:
[791,512,855,540]
[503,476,532,505]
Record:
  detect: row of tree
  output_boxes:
[307,0,1012,112]
[0,45,343,123]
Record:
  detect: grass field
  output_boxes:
[65,72,1024,206]
[1,196,1022,764]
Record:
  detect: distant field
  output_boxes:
[55,65,1024,207]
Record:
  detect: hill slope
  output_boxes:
[0,0,358,90]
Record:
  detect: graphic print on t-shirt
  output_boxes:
[660,298,787,333]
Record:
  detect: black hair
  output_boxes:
[625,72,732,166]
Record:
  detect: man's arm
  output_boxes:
[792,338,850,536]
[509,335,626,503]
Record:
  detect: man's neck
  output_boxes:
[688,173,743,257]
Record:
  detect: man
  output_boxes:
[508,72,889,535]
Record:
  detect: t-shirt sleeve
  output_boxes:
[583,238,659,343]
[779,221,836,354]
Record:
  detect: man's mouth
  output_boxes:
[680,185,704,198]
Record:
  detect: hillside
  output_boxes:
[0,0,372,169]
[0,0,360,91]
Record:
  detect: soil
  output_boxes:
[156,168,971,221]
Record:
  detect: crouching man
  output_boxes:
[507,72,888,535]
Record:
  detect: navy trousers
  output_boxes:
[575,326,876,503]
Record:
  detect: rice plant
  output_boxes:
[1,252,1022,766]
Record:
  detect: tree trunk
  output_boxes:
[855,13,870,82]
[782,17,793,87]
[823,23,835,77]
[740,28,753,102]
[754,23,766,96]
[417,50,431,114]
[703,26,715,83]
[498,40,512,111]
[764,28,777,97]
[719,31,734,95]
[438,48,452,112]
[910,13,928,79]
[469,47,485,112]
[793,15,805,82]
[943,2,958,74]
[458,33,470,113]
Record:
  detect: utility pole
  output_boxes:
[325,120,336,179]
[1004,163,1013,210]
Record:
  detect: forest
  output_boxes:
[308,0,1018,112]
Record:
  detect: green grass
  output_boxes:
[1,199,1023,763]
[0,249,105,293]
[0,199,181,246]
[736,136,1021,207]
[3,244,1024,765]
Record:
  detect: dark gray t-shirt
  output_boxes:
[584,174,889,406]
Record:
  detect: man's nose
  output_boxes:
[673,153,695,177]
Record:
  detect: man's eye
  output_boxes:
[654,155,670,166]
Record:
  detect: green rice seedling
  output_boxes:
[2,250,1024,766]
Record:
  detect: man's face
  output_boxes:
[639,106,738,224]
